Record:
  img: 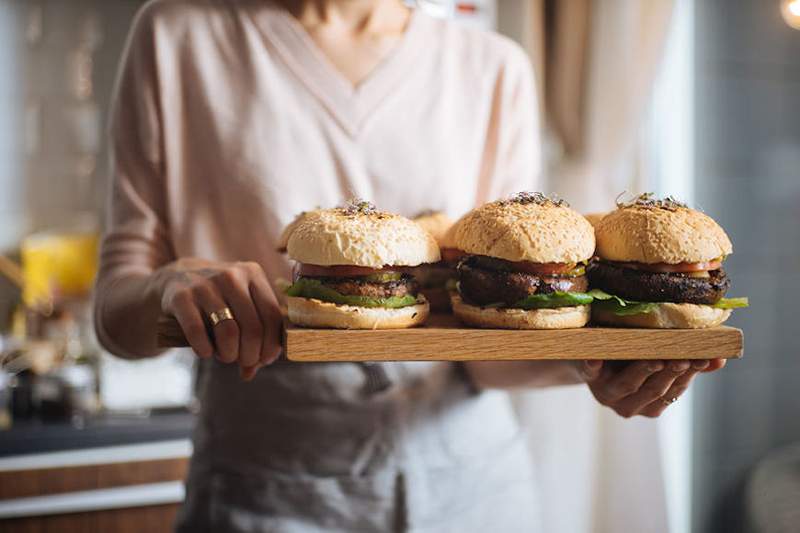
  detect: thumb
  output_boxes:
[580,360,603,382]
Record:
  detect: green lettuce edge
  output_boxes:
[588,289,749,316]
[513,291,594,309]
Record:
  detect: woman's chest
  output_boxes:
[163,48,494,223]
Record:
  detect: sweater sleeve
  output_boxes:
[94,5,175,354]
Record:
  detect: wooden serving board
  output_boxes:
[157,314,743,361]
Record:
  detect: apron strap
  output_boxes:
[358,362,392,395]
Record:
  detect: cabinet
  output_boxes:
[0,441,189,533]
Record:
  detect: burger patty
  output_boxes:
[412,262,456,289]
[305,275,419,299]
[587,261,729,304]
[457,263,589,307]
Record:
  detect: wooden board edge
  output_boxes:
[284,326,744,362]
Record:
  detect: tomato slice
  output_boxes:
[608,260,722,273]
[298,264,393,278]
[440,248,466,263]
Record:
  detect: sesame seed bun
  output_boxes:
[592,302,732,329]
[583,212,606,228]
[276,209,322,253]
[414,212,456,248]
[287,296,429,329]
[596,204,732,264]
[451,295,590,329]
[287,207,440,268]
[453,196,595,263]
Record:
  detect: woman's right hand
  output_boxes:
[149,258,283,381]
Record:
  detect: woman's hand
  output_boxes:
[576,358,727,418]
[150,258,283,381]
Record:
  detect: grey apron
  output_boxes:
[175,358,540,532]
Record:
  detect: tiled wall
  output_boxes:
[693,1,800,531]
[0,0,142,245]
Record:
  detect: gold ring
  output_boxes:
[209,307,234,327]
[660,396,678,406]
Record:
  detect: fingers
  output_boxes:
[703,358,727,372]
[612,361,691,418]
[639,360,709,417]
[588,357,726,419]
[167,288,214,359]
[577,361,604,382]
[193,282,240,363]
[247,267,283,366]
[159,260,283,381]
[592,361,665,403]
[212,265,263,369]
[240,364,260,382]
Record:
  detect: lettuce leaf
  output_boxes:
[711,297,749,309]
[589,289,749,315]
[286,278,418,308]
[592,299,659,316]
[513,292,594,309]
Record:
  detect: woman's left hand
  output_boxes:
[577,358,726,418]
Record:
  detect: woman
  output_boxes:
[95,0,723,531]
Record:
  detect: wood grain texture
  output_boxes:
[0,458,188,500]
[1,503,180,533]
[285,315,743,361]
[0,458,188,533]
[157,315,200,348]
[158,314,743,361]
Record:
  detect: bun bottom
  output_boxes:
[592,302,732,329]
[287,296,429,329]
[451,295,590,329]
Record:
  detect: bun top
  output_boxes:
[595,195,732,263]
[276,209,322,253]
[414,212,457,249]
[583,212,606,228]
[453,193,595,263]
[287,201,441,267]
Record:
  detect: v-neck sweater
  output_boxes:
[97,0,541,314]
[96,2,543,529]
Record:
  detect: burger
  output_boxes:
[583,212,606,228]
[276,209,321,253]
[588,194,748,328]
[450,192,596,329]
[285,201,440,329]
[412,212,464,312]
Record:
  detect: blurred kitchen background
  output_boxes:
[0,1,798,532]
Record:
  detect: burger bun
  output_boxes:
[592,302,732,329]
[287,296,430,329]
[451,295,590,330]
[596,205,732,264]
[414,212,457,249]
[454,196,595,264]
[287,207,440,268]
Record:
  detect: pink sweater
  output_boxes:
[96,0,540,351]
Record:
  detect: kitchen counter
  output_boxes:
[0,410,195,458]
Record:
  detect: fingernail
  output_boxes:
[586,361,602,370]
[648,362,664,372]
[692,360,710,370]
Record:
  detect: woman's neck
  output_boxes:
[278,0,409,34]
